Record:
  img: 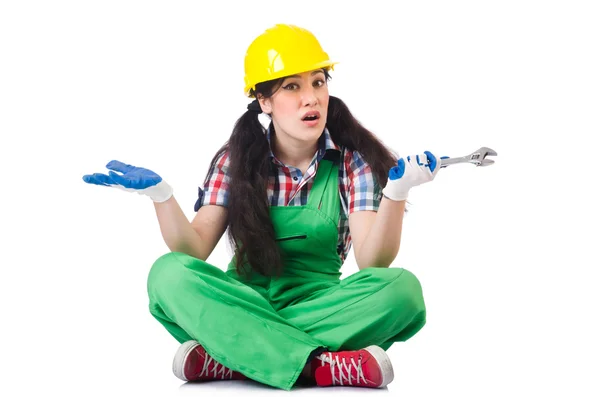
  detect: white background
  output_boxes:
[1,0,599,396]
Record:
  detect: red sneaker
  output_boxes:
[172,340,247,382]
[311,345,394,388]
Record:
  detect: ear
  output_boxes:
[257,95,272,114]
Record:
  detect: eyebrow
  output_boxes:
[285,70,325,79]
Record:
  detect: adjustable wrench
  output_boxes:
[440,147,497,168]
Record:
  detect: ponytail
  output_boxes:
[204,109,284,279]
[326,95,397,188]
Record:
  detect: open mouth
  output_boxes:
[302,111,321,124]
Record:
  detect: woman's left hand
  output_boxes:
[382,151,441,201]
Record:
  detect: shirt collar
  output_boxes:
[266,124,341,165]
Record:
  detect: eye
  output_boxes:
[313,79,325,87]
[283,83,299,90]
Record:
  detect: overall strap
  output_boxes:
[307,153,340,221]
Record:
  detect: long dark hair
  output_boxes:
[203,70,397,279]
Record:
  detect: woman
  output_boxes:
[82,24,441,390]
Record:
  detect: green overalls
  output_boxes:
[147,158,426,391]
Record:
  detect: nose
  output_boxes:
[301,85,318,107]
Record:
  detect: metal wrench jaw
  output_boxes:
[479,158,495,166]
[468,147,497,166]
[440,146,497,168]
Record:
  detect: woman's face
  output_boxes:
[258,69,329,145]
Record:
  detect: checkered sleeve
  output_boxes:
[193,150,231,211]
[347,150,383,214]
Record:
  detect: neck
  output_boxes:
[271,131,318,170]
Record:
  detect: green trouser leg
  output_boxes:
[147,252,326,391]
[277,267,427,352]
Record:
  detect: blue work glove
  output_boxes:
[382,151,443,201]
[82,160,173,203]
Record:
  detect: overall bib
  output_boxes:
[147,158,426,391]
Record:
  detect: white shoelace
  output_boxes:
[199,354,233,379]
[316,352,367,386]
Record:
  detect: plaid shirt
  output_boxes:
[194,126,383,262]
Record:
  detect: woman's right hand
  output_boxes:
[82,160,173,203]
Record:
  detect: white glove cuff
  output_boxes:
[381,183,409,202]
[144,180,173,203]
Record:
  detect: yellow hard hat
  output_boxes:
[243,24,337,97]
